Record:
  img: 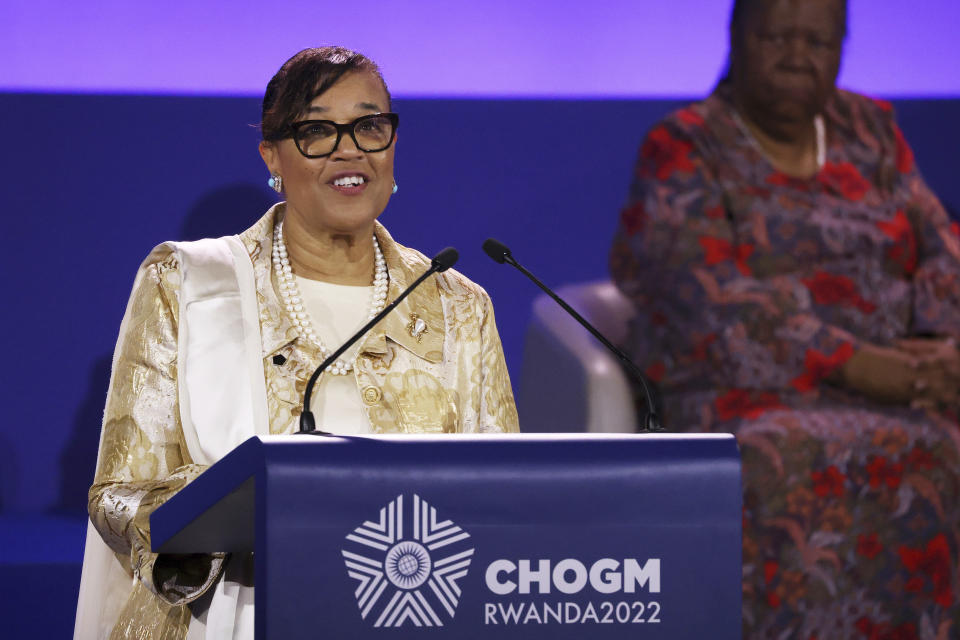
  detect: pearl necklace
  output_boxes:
[272,221,388,375]
[733,110,826,172]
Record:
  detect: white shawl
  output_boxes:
[74,236,269,639]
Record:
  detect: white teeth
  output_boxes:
[333,175,365,187]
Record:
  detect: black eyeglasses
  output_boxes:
[285,113,399,158]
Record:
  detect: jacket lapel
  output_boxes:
[362,223,445,363]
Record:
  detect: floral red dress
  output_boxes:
[611,83,960,638]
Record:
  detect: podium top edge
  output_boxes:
[256,433,736,444]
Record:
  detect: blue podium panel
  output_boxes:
[152,434,741,639]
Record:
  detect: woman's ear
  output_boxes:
[259,140,279,174]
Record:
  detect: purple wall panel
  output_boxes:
[4,0,959,97]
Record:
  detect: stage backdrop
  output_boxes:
[4,0,960,97]
[2,3,959,637]
[4,0,960,518]
[0,93,957,517]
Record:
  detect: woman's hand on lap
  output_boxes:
[838,343,922,405]
[896,338,960,410]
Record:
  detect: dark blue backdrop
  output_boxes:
[0,94,958,518]
[0,91,958,638]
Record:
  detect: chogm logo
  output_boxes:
[342,494,474,628]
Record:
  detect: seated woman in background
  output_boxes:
[611,0,959,636]
[76,46,518,640]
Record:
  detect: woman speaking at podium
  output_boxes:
[76,47,519,639]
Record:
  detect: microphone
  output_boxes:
[298,247,459,434]
[482,238,663,432]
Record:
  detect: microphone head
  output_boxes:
[482,238,512,264]
[431,247,459,272]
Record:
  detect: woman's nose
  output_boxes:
[782,36,814,67]
[331,132,364,158]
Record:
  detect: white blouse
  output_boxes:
[295,276,373,434]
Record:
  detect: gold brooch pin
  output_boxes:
[406,313,428,342]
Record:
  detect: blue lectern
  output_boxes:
[151,434,741,638]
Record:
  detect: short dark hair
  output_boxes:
[261,46,391,141]
[729,0,848,38]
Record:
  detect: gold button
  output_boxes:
[361,386,382,405]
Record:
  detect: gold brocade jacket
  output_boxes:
[88,205,519,639]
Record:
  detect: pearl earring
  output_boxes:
[268,175,283,193]
[392,181,398,194]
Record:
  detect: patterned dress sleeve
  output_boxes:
[610,112,859,396]
[888,119,960,338]
[476,289,521,432]
[88,253,225,608]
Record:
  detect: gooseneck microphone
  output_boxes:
[482,238,663,432]
[298,247,459,434]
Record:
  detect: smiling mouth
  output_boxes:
[333,175,365,187]
[329,174,368,194]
